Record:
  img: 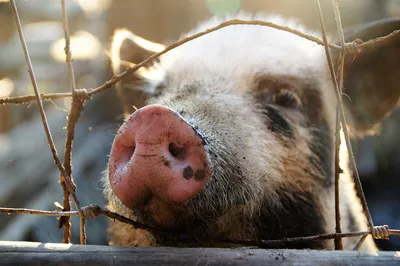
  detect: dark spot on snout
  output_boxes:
[183,166,194,179]
[161,156,171,168]
[194,169,206,181]
[264,106,294,139]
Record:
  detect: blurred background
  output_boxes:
[0,0,399,249]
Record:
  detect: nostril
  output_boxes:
[122,145,136,164]
[168,142,185,159]
[111,144,136,176]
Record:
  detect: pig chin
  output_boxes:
[133,196,185,228]
[129,193,214,232]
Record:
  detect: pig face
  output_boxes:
[104,14,400,249]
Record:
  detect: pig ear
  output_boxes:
[110,29,165,114]
[337,18,400,136]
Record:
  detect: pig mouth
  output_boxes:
[136,194,184,227]
[126,193,210,232]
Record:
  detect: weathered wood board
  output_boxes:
[0,241,399,265]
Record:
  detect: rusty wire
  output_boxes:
[1,0,399,249]
[331,0,346,250]
[59,0,88,245]
[1,205,399,248]
[8,0,85,242]
[314,0,378,250]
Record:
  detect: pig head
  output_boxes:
[103,14,400,250]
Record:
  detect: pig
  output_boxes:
[103,13,400,250]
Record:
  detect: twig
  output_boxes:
[314,0,375,237]
[8,0,84,228]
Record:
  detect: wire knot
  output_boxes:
[81,205,101,218]
[74,89,91,100]
[343,39,362,55]
[371,225,390,239]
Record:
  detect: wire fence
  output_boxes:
[0,0,399,250]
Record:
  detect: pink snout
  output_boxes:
[108,104,212,209]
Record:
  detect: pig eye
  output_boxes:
[271,89,302,109]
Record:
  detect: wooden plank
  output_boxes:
[0,241,399,265]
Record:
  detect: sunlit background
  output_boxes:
[0,0,399,249]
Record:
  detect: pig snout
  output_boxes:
[108,104,212,210]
